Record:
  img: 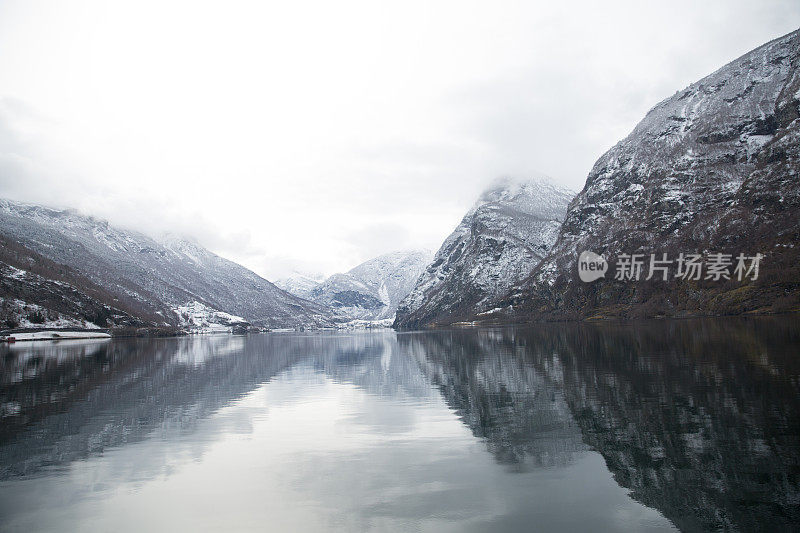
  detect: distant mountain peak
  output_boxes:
[278,249,433,322]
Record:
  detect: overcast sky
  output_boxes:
[0,0,798,279]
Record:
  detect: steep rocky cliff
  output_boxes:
[497,28,800,321]
[394,177,573,328]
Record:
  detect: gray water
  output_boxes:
[0,317,798,532]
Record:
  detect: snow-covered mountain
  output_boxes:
[0,233,167,331]
[273,271,326,298]
[394,177,574,328]
[279,250,432,321]
[0,199,336,329]
[499,28,800,320]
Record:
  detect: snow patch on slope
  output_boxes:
[174,301,249,334]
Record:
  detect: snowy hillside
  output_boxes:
[0,199,336,329]
[273,272,326,298]
[0,233,166,331]
[174,301,249,334]
[394,176,574,328]
[503,28,800,320]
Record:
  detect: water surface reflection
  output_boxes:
[0,317,797,531]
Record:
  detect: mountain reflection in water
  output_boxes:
[0,317,798,532]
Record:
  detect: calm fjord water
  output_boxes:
[0,318,798,532]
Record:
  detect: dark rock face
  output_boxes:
[327,290,385,310]
[0,199,335,329]
[502,29,800,320]
[394,177,573,329]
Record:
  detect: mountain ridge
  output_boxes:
[0,198,336,330]
[487,28,800,322]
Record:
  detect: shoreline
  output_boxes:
[1,330,112,342]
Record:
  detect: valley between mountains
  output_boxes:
[2,28,799,336]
